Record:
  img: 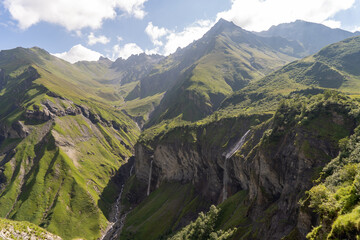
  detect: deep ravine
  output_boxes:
[100,185,125,240]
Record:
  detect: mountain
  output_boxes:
[245,36,360,95]
[257,20,358,56]
[111,53,164,85]
[2,18,360,240]
[217,35,360,118]
[141,19,307,126]
[75,54,163,86]
[0,47,139,239]
[120,28,360,240]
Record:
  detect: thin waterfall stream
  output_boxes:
[222,130,251,202]
[129,165,134,177]
[147,159,153,196]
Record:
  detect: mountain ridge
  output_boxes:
[257,19,358,56]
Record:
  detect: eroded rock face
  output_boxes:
[134,105,356,239]
[244,125,342,239]
[135,116,265,202]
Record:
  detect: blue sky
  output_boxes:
[0,0,359,63]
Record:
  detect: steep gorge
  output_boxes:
[124,94,359,239]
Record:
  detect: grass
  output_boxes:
[217,191,250,230]
[121,182,208,240]
[0,217,61,239]
[0,47,141,240]
[143,25,299,126]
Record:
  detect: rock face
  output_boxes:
[134,101,356,239]
[135,115,269,202]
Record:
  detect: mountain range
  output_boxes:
[1,19,360,240]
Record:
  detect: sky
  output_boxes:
[0,0,360,63]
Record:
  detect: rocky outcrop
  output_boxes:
[25,98,81,121]
[24,93,128,133]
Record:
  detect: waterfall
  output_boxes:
[222,158,229,202]
[147,160,153,196]
[222,130,251,202]
[225,130,251,159]
[113,185,124,223]
[129,165,134,177]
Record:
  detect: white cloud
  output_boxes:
[350,26,360,33]
[116,0,147,19]
[145,22,169,46]
[75,30,82,37]
[110,43,143,60]
[53,44,102,63]
[217,0,355,31]
[117,36,123,41]
[88,32,110,45]
[321,20,341,29]
[143,20,214,56]
[163,20,214,55]
[145,47,160,55]
[4,0,148,30]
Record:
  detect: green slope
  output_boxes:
[0,218,62,239]
[218,35,360,118]
[305,124,360,239]
[0,47,140,239]
[246,36,360,94]
[144,19,300,126]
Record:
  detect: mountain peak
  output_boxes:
[205,18,240,37]
[257,20,355,55]
[214,18,237,29]
[98,56,112,64]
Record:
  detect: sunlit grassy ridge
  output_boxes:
[215,36,360,120]
[0,47,140,239]
[0,217,62,239]
[145,21,299,127]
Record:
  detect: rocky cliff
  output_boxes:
[132,93,359,239]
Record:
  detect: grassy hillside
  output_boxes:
[0,218,62,239]
[217,36,360,119]
[245,36,360,95]
[120,182,209,240]
[145,19,299,127]
[0,47,140,239]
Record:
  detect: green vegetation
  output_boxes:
[143,19,299,127]
[305,125,360,239]
[0,47,140,239]
[121,183,208,240]
[0,217,61,239]
[169,205,237,240]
